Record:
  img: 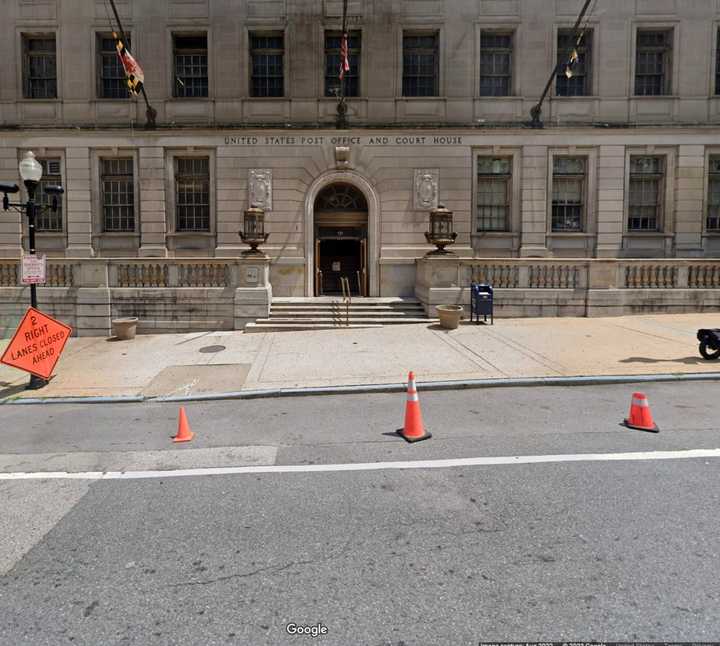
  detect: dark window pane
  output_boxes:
[36,158,63,232]
[476,157,511,232]
[174,33,208,98]
[101,158,134,232]
[628,156,664,231]
[23,35,57,99]
[480,31,513,97]
[708,156,720,231]
[556,29,592,96]
[635,29,672,96]
[250,32,284,97]
[324,31,360,97]
[402,32,438,97]
[98,34,131,99]
[175,158,210,232]
[551,157,586,232]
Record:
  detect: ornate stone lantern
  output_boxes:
[424,204,457,255]
[239,204,269,255]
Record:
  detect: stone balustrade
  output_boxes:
[0,257,271,337]
[417,257,720,318]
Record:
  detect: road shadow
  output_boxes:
[0,382,29,399]
[619,356,711,365]
[427,321,490,331]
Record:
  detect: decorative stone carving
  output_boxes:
[414,169,439,210]
[249,169,272,210]
[335,146,351,170]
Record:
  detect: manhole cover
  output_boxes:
[198,345,226,354]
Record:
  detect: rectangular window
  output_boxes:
[476,157,511,232]
[707,156,720,232]
[628,156,664,231]
[23,35,57,99]
[175,157,210,232]
[250,32,284,98]
[97,34,130,99]
[402,32,439,97]
[324,31,360,98]
[556,29,592,97]
[635,29,672,96]
[551,157,586,232]
[36,159,63,232]
[716,29,720,96]
[479,31,513,97]
[101,158,135,232]
[173,34,208,98]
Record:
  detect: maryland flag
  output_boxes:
[114,32,144,95]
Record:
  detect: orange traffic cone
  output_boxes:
[397,372,432,443]
[623,392,659,433]
[173,406,195,442]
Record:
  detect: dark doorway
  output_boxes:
[318,238,362,295]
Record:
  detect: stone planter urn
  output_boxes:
[436,305,463,330]
[111,317,138,341]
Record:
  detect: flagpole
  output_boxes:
[335,0,348,129]
[107,0,157,129]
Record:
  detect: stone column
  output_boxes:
[65,147,94,257]
[674,144,705,257]
[596,145,626,258]
[519,145,548,257]
[215,146,245,254]
[0,147,22,258]
[138,147,168,257]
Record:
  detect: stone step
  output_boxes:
[269,308,425,317]
[272,297,421,304]
[257,317,434,325]
[245,322,386,333]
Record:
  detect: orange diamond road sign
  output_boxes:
[0,307,72,380]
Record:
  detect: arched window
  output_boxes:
[314,183,367,211]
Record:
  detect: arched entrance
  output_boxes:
[313,183,368,296]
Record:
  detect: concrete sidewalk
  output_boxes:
[1,313,719,401]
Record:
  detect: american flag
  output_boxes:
[339,31,350,80]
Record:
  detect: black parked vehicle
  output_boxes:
[697,328,720,360]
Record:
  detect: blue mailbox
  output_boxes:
[470,283,494,325]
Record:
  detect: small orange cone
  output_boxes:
[623,392,659,433]
[173,406,195,442]
[397,371,432,443]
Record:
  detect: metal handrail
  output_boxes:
[356,270,362,297]
[317,270,323,296]
[340,276,351,326]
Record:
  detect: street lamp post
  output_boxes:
[1,150,64,390]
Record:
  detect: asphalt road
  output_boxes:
[0,382,719,645]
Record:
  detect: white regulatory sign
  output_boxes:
[21,254,47,285]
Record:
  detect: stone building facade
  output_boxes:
[2,0,720,305]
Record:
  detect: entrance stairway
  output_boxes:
[245,297,433,332]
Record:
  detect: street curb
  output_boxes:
[2,371,720,405]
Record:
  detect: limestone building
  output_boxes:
[2,0,720,304]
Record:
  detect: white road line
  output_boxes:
[0,448,719,481]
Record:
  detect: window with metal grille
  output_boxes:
[36,159,63,232]
[23,35,57,99]
[175,158,210,232]
[402,32,439,97]
[551,157,586,232]
[707,156,720,231]
[97,34,131,99]
[480,32,512,97]
[628,156,664,231]
[635,29,672,96]
[556,29,592,97]
[324,31,360,97]
[173,34,208,98]
[476,157,511,232]
[101,158,134,232]
[716,29,720,96]
[250,33,284,97]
